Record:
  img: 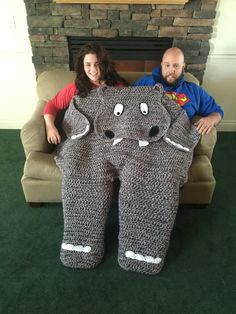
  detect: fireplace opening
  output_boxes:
[68,37,173,72]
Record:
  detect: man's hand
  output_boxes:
[195,112,222,135]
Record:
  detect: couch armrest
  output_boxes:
[194,127,217,160]
[20,99,52,158]
[192,115,217,160]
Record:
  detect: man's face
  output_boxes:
[161,53,185,86]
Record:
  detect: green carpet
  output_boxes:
[0,130,235,314]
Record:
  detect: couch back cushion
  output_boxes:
[37,70,76,101]
[37,70,199,101]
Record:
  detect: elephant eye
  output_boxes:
[140,102,149,115]
[114,103,124,116]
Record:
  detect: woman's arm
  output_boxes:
[43,82,77,144]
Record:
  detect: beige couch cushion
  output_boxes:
[24,152,61,181]
[24,151,212,184]
[187,155,214,182]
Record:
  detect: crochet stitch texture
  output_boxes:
[55,85,200,275]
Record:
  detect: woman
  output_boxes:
[43,42,127,144]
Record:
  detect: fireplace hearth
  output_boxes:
[68,37,173,72]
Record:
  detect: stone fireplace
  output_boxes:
[68,36,173,71]
[24,0,218,83]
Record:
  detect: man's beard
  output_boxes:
[161,69,184,86]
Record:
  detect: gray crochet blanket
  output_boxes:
[55,85,200,275]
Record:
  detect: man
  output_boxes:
[133,47,224,135]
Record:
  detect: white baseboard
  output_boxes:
[216,120,236,132]
[0,118,27,129]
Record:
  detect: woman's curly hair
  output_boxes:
[74,42,127,97]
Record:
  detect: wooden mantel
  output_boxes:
[54,1,189,4]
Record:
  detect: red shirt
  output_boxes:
[43,81,125,116]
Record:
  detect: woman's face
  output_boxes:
[83,53,101,85]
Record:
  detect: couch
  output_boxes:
[20,70,217,206]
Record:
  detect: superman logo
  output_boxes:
[165,92,190,107]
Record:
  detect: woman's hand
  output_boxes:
[44,114,61,144]
[46,125,61,144]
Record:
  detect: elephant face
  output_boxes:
[94,85,171,147]
[63,84,199,152]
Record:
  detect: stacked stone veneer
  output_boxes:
[24,0,218,82]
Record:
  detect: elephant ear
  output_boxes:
[163,109,200,152]
[153,85,200,152]
[97,85,108,94]
[154,83,164,94]
[63,98,91,140]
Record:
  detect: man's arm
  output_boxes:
[194,84,223,135]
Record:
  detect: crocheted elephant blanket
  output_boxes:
[55,85,200,275]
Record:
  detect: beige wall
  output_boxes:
[0,0,37,129]
[0,0,235,130]
[202,0,236,131]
